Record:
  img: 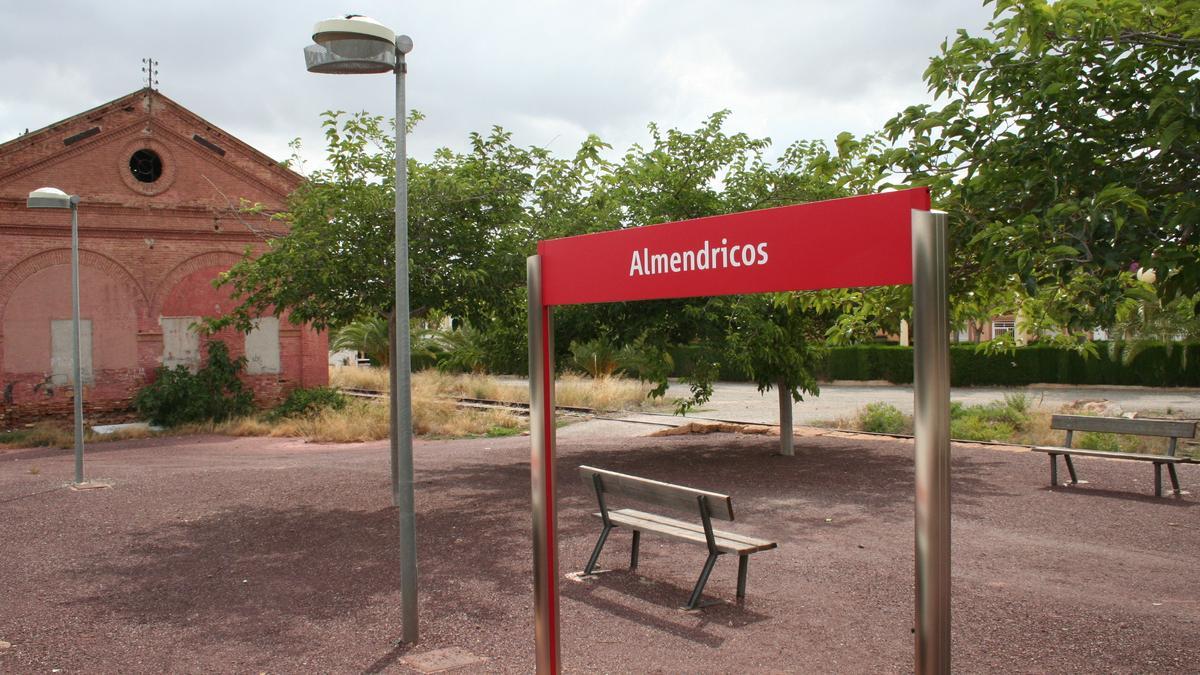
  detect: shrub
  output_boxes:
[265,386,347,422]
[1076,431,1121,452]
[946,397,1031,442]
[134,341,254,427]
[858,402,907,434]
[951,416,1016,442]
[570,337,621,378]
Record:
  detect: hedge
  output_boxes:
[670,342,1200,387]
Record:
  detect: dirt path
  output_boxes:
[1,432,1196,672]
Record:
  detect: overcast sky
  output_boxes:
[0,1,997,170]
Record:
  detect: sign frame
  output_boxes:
[527,188,950,674]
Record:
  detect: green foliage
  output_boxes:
[212,10,1200,407]
[431,324,491,374]
[331,315,390,366]
[859,403,907,434]
[264,386,347,422]
[134,341,254,427]
[883,0,1200,331]
[824,345,915,383]
[948,396,1031,442]
[811,342,1200,387]
[1076,431,1122,452]
[214,111,570,334]
[569,337,621,378]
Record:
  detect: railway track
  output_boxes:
[335,387,676,426]
[334,386,1066,446]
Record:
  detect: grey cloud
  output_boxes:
[0,0,995,169]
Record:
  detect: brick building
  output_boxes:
[0,88,327,428]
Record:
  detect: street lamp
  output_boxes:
[304,14,419,645]
[27,187,85,486]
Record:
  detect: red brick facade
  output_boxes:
[0,89,327,428]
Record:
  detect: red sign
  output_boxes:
[537,187,930,306]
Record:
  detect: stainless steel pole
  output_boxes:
[528,255,560,673]
[393,42,419,645]
[912,209,951,674]
[69,196,83,485]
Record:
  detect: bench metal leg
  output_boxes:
[585,524,612,575]
[630,530,640,571]
[736,555,749,599]
[1154,463,1163,498]
[1167,464,1182,495]
[1049,454,1058,486]
[1064,455,1078,484]
[686,552,721,610]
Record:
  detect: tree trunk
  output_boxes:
[778,379,794,456]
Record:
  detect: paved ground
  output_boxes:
[1,428,1197,673]
[667,381,1200,426]
[556,382,1200,440]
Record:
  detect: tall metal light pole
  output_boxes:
[304,15,419,644]
[27,187,85,485]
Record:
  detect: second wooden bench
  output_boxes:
[579,465,777,609]
[1030,415,1196,497]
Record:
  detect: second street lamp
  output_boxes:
[305,14,419,645]
[27,187,86,486]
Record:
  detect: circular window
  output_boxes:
[129,149,163,183]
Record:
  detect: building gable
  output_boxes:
[0,89,302,213]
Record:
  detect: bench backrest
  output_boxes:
[579,465,735,521]
[1050,415,1196,438]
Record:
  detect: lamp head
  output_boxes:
[305,15,404,74]
[312,14,395,46]
[27,187,77,209]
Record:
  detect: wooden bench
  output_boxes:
[579,465,777,609]
[1031,415,1196,497]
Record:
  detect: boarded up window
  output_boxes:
[161,316,201,369]
[51,319,93,384]
[245,317,280,374]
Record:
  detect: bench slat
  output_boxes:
[1031,446,1189,463]
[580,465,735,521]
[598,509,778,554]
[1049,415,1196,438]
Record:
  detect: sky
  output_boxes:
[0,1,998,170]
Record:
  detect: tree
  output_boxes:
[882,0,1200,335]
[215,112,566,333]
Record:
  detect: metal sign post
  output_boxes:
[527,188,951,674]
[527,255,559,673]
[912,209,951,673]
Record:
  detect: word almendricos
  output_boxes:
[629,238,769,277]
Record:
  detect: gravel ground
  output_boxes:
[0,429,1197,673]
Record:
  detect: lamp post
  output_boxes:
[27,187,84,485]
[304,14,419,645]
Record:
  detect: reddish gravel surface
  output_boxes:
[0,430,1197,673]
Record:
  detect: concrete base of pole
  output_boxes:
[69,481,111,491]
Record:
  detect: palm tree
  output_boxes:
[331,315,390,366]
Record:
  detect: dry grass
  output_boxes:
[411,394,523,438]
[335,366,661,412]
[1,369,655,449]
[183,393,523,443]
[179,399,393,444]
[0,422,160,450]
[329,365,391,392]
[410,369,661,411]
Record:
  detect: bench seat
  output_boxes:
[1031,446,1190,463]
[596,508,778,555]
